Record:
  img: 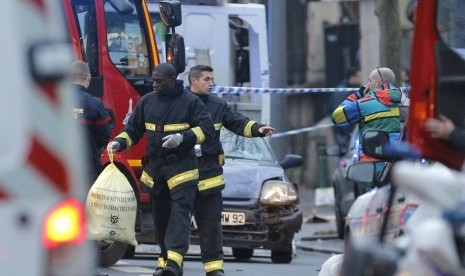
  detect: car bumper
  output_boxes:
[190,208,303,250]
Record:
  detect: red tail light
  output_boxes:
[42,198,86,249]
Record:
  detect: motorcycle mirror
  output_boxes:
[362,130,420,161]
[361,130,390,159]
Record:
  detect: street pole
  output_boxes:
[267,0,288,160]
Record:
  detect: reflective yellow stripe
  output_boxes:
[198,175,224,191]
[127,159,142,167]
[140,170,154,188]
[167,169,199,190]
[214,123,223,130]
[157,257,166,268]
[332,106,347,124]
[116,132,133,147]
[204,260,223,272]
[145,123,156,131]
[365,107,400,122]
[191,126,206,144]
[164,123,190,132]
[218,154,225,166]
[244,120,255,137]
[167,250,183,268]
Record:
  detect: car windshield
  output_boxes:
[220,128,274,162]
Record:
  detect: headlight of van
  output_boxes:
[260,180,298,205]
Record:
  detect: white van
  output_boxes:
[147,0,270,88]
[0,1,93,275]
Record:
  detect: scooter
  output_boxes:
[339,130,465,276]
[391,160,465,276]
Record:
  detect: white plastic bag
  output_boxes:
[85,152,138,246]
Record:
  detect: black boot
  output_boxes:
[161,266,181,276]
[207,270,225,276]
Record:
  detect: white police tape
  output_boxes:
[271,124,336,138]
[212,86,411,94]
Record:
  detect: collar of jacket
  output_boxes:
[368,82,401,106]
[185,86,209,103]
[72,83,88,92]
[156,80,184,98]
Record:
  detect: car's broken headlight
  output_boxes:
[260,180,298,205]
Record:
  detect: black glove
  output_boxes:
[356,86,366,98]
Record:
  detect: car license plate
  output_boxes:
[221,212,245,226]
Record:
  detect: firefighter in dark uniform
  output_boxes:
[107,63,214,276]
[186,65,275,276]
[69,60,114,185]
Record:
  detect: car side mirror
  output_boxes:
[346,162,376,184]
[279,154,304,169]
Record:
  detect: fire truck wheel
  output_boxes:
[98,240,128,267]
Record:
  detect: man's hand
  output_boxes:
[258,126,275,136]
[107,141,120,153]
[162,133,183,148]
[425,115,455,140]
[362,82,370,96]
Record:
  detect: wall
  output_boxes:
[307,2,342,86]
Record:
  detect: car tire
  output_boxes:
[271,249,293,264]
[232,248,254,261]
[333,183,345,239]
[98,240,128,267]
[334,206,345,239]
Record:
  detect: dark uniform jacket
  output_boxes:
[190,89,266,195]
[72,84,114,183]
[114,81,214,192]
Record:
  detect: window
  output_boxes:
[220,128,274,162]
[437,0,465,59]
[104,1,150,77]
[72,1,99,75]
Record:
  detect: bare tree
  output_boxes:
[375,0,402,85]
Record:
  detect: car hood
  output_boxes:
[222,159,284,200]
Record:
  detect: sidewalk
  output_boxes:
[295,187,344,255]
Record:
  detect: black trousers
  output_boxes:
[194,191,224,266]
[194,155,225,272]
[149,159,198,272]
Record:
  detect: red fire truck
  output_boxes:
[62,0,185,266]
[408,0,465,170]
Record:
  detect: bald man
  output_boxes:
[331,67,402,170]
[108,63,214,276]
